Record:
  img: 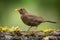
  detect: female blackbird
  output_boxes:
[16,8,56,31]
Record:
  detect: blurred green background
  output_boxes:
[0,0,60,31]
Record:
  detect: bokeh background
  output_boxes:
[0,0,60,31]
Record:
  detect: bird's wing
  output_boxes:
[27,15,44,22]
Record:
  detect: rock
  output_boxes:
[14,31,22,36]
[50,30,60,36]
[12,36,22,40]
[27,37,36,40]
[43,36,58,40]
[57,36,60,40]
[0,32,5,40]
[5,35,12,40]
[35,37,43,40]
[35,31,45,37]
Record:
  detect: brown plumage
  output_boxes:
[16,8,56,31]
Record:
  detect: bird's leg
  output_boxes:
[27,26,32,31]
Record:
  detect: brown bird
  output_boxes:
[16,8,56,31]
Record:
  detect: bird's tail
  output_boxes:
[43,20,56,23]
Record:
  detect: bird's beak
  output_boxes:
[15,9,19,11]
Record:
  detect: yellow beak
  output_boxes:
[15,8,20,11]
[15,9,18,11]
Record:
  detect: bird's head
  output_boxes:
[16,8,28,15]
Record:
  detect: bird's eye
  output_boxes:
[20,9,23,10]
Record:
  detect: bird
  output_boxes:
[16,8,56,31]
